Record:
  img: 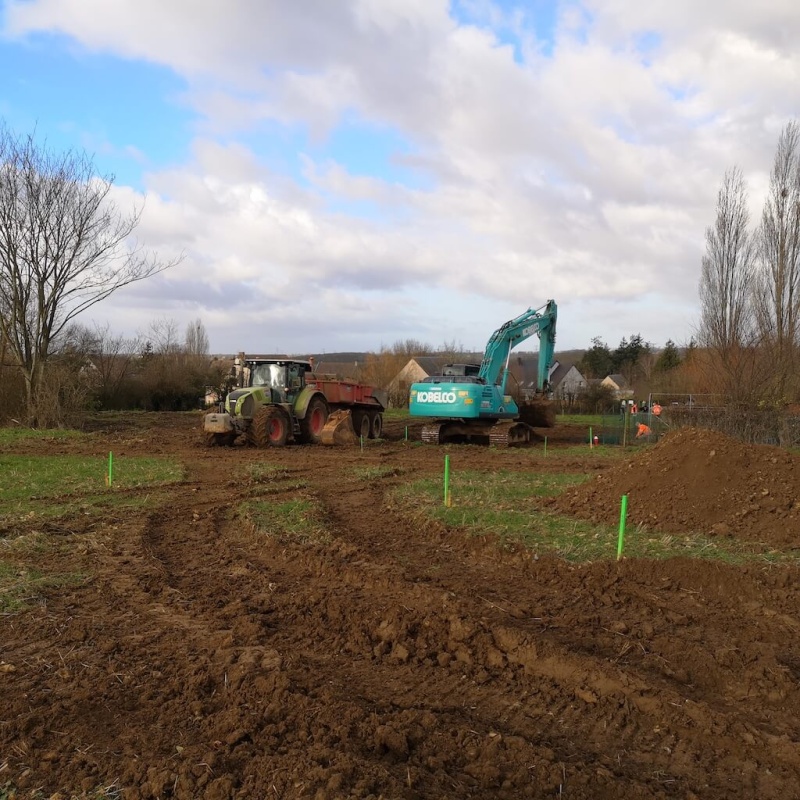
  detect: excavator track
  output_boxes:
[488,420,532,447]
[421,423,445,444]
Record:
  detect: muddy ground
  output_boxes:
[2,413,800,799]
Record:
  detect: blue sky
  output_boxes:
[1,0,799,355]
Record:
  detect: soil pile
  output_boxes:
[547,426,800,547]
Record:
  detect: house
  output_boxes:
[601,373,634,399]
[387,356,458,406]
[506,355,587,401]
[548,361,587,402]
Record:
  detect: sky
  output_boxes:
[1,0,799,356]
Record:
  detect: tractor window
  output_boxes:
[250,363,286,392]
[287,363,303,390]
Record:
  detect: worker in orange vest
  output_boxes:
[652,402,662,416]
[636,423,652,438]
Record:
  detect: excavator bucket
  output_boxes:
[517,398,556,428]
[320,409,358,446]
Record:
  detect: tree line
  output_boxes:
[698,119,800,408]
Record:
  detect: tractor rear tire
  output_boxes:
[369,412,383,440]
[352,410,371,440]
[299,396,329,444]
[250,405,290,447]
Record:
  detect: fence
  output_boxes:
[592,396,800,448]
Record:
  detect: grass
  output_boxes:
[245,462,310,494]
[531,442,633,460]
[390,469,798,564]
[352,465,400,480]
[0,455,184,522]
[555,413,607,426]
[246,463,292,480]
[0,454,183,613]
[241,498,330,544]
[0,781,122,800]
[0,427,84,445]
[0,561,86,613]
[382,408,412,421]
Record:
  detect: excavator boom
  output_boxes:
[479,299,558,394]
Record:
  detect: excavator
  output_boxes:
[408,299,558,446]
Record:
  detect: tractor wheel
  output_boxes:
[351,410,370,440]
[369,412,383,440]
[299,396,329,444]
[250,405,290,447]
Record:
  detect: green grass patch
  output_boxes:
[532,443,632,460]
[382,408,411,421]
[390,469,797,564]
[555,413,607,426]
[244,462,309,494]
[352,465,401,480]
[246,463,292,480]
[241,498,330,544]
[0,561,86,613]
[393,469,587,514]
[0,455,183,521]
[0,426,84,445]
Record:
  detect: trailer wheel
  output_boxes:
[351,410,370,440]
[369,412,383,440]
[251,405,290,447]
[299,396,329,444]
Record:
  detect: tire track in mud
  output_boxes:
[3,420,800,799]
[262,453,800,799]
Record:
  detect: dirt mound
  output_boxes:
[546,426,800,547]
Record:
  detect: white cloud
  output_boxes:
[4,0,799,352]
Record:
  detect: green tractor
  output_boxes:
[203,356,385,447]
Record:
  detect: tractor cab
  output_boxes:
[244,359,312,403]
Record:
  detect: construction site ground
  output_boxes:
[2,411,800,799]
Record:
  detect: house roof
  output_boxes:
[549,362,571,388]
[604,373,631,389]
[312,360,362,379]
[412,356,455,376]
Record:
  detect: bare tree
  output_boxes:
[698,166,759,402]
[0,124,178,424]
[185,318,209,357]
[90,322,142,408]
[700,167,757,350]
[144,317,183,355]
[753,120,800,399]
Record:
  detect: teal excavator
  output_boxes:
[408,299,558,446]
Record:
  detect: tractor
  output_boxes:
[203,356,386,447]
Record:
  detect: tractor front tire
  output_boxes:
[250,405,290,447]
[299,397,329,444]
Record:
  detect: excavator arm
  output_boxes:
[478,299,558,395]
